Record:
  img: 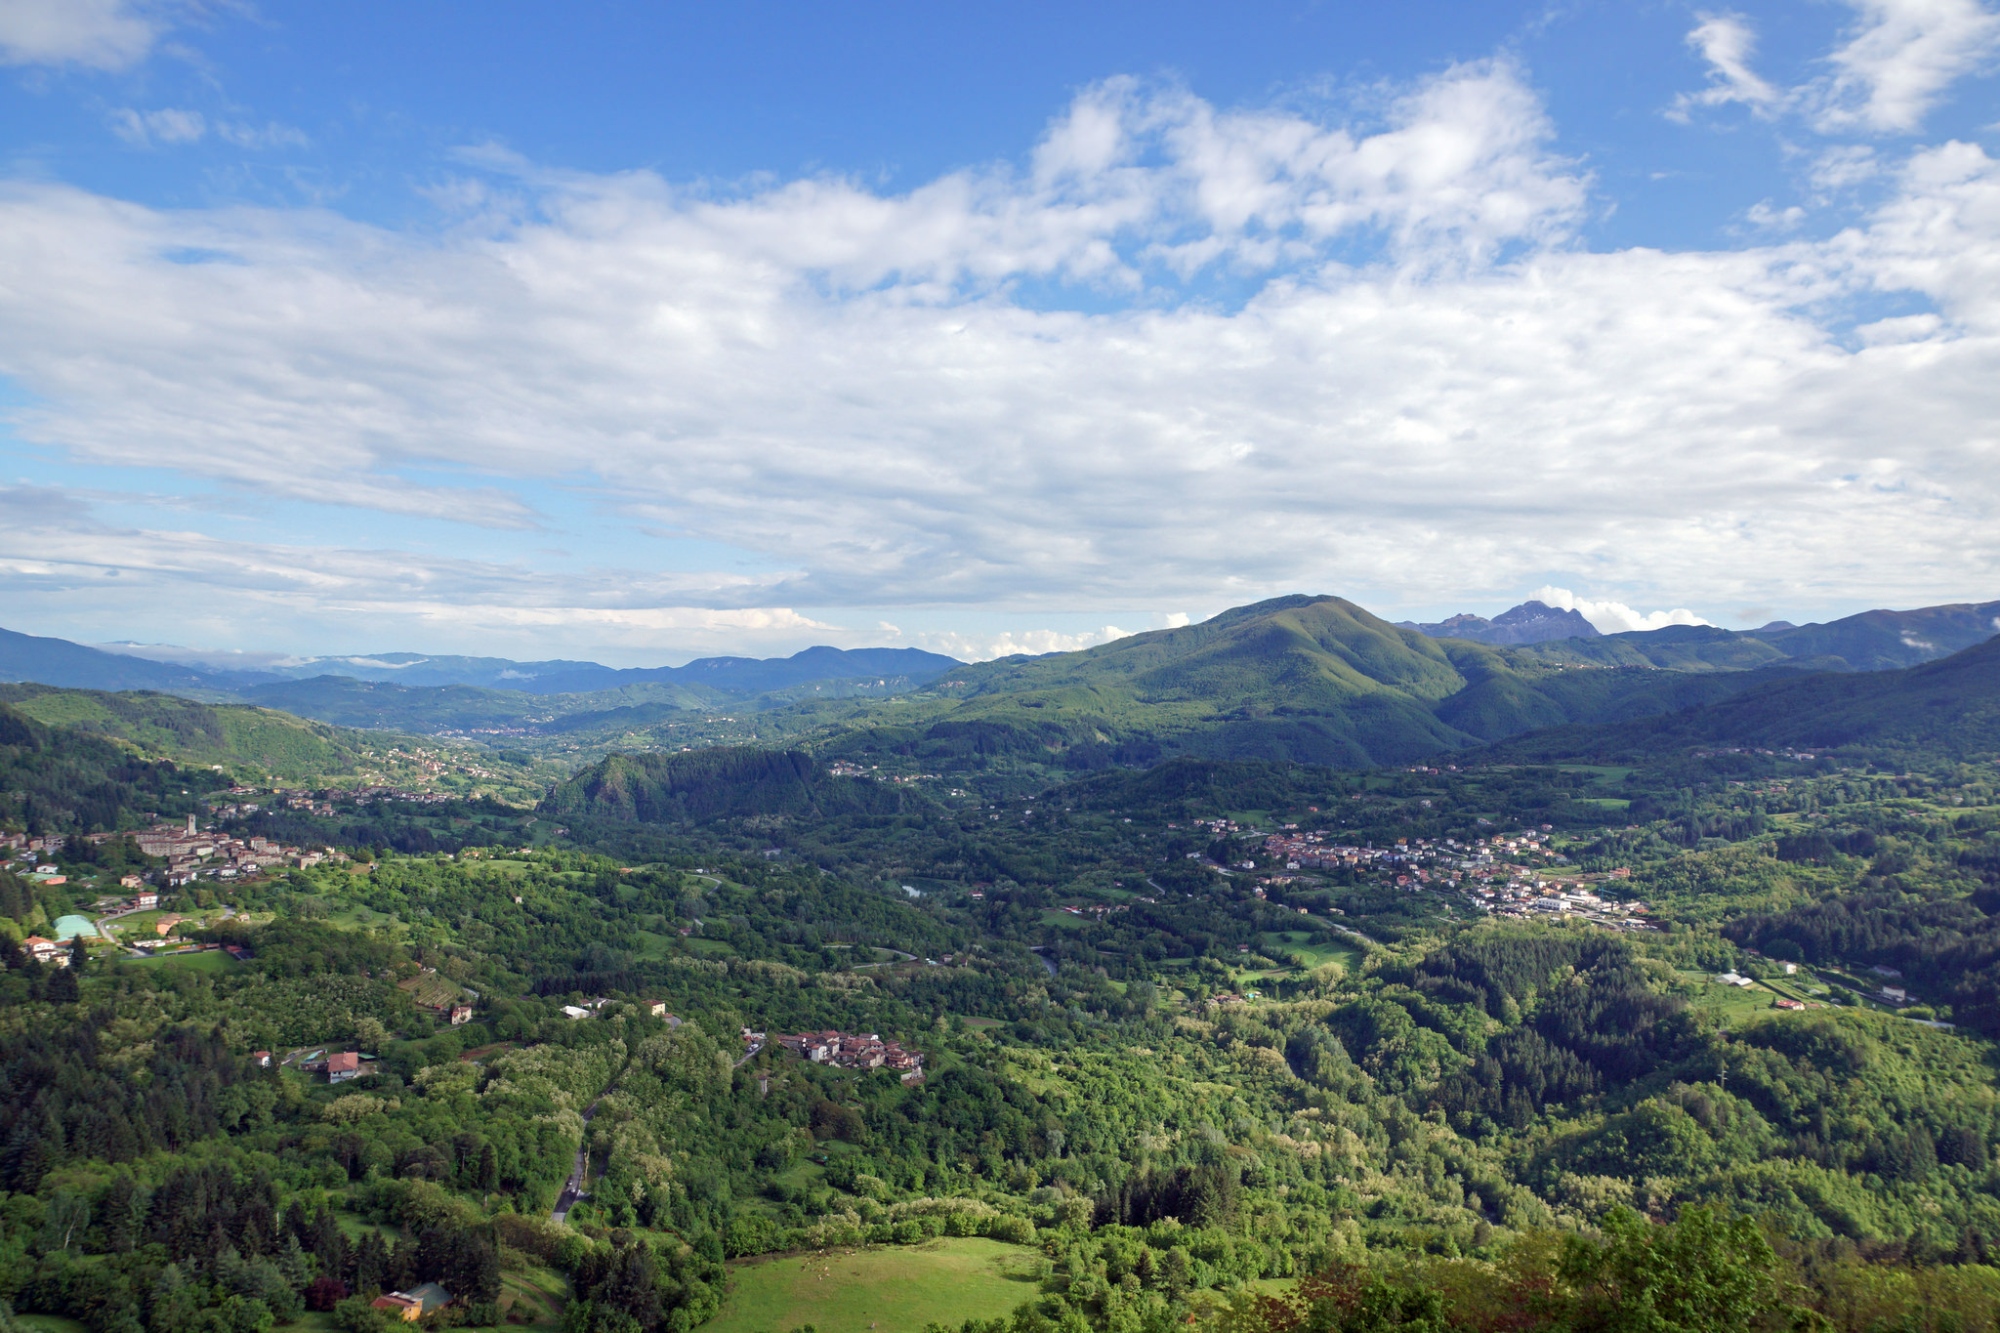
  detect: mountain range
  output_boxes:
[1399,599,1600,645]
[2,593,1995,767]
[0,626,961,702]
[812,593,2000,771]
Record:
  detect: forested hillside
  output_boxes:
[4,611,2000,1333]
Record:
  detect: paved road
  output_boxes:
[551,1096,606,1223]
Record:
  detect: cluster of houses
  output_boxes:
[1482,883,1652,928]
[1253,828,1567,879]
[776,1030,924,1081]
[287,784,456,808]
[130,814,343,885]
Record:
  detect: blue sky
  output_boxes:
[1,1,1997,664]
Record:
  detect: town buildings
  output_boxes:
[776,1030,924,1079]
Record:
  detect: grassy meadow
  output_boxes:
[703,1238,1037,1333]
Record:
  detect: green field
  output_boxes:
[17,1316,89,1332]
[704,1238,1037,1333]
[1259,930,1362,972]
[1680,971,1781,1024]
[118,948,235,972]
[496,1263,568,1326]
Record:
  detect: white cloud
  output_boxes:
[214,120,311,150]
[1811,144,1882,190]
[917,627,1132,662]
[110,108,311,151]
[1673,1,2000,137]
[1,64,1999,655]
[1816,0,2000,134]
[111,108,208,147]
[1673,13,1782,120]
[1745,200,1806,230]
[1530,588,1711,635]
[0,0,160,70]
[0,484,832,661]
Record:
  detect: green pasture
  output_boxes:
[705,1238,1037,1333]
[119,949,235,973]
[1680,971,1780,1024]
[1259,930,1362,972]
[17,1316,89,1332]
[495,1263,568,1326]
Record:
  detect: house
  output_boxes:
[1775,999,1807,1011]
[449,1003,474,1026]
[371,1284,451,1321]
[253,1051,272,1067]
[22,936,68,967]
[650,1001,670,1018]
[326,1052,362,1083]
[562,1005,592,1020]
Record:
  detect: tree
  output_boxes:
[45,962,79,1004]
[1560,1206,1788,1333]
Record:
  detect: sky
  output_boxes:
[0,1,1997,666]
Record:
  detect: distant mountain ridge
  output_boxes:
[1400,600,1600,645]
[1,632,962,701]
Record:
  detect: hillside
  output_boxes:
[540,745,932,827]
[813,596,1767,770]
[1504,600,2000,672]
[1491,635,2000,763]
[0,682,439,784]
[0,626,222,693]
[239,675,719,733]
[0,702,221,834]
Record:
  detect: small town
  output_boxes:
[775,1029,925,1081]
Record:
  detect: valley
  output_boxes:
[0,596,1998,1333]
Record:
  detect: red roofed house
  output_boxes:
[326,1052,362,1083]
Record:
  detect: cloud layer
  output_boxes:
[0,0,160,71]
[1,47,1999,657]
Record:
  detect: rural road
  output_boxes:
[551,1096,605,1223]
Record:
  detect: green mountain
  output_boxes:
[0,682,434,785]
[0,701,221,835]
[1755,600,2000,670]
[0,625,221,693]
[821,595,1767,770]
[541,745,928,826]
[1492,635,2000,763]
[239,674,722,733]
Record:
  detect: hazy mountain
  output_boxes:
[0,627,222,694]
[1400,600,1601,645]
[0,628,963,704]
[1512,601,2000,674]
[1750,601,2000,671]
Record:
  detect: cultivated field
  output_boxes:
[704,1238,1038,1333]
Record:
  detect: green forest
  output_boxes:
[5,615,2000,1333]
